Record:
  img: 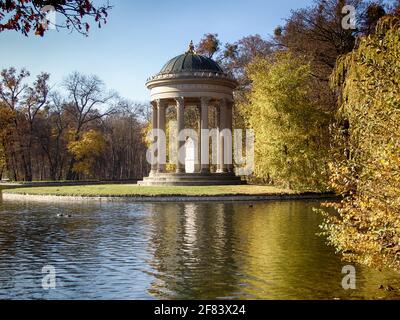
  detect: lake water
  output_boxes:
[0,197,399,300]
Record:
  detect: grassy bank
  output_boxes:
[1,184,299,197]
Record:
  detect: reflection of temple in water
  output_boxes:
[146,202,239,299]
[2,201,396,299]
[145,201,354,300]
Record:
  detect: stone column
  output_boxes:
[175,97,185,173]
[217,99,228,173]
[227,100,234,174]
[150,101,158,176]
[200,97,210,173]
[195,104,201,173]
[157,99,166,173]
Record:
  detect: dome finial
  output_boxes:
[186,40,196,54]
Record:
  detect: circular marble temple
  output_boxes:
[138,42,245,186]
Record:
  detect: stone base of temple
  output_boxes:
[137,172,246,186]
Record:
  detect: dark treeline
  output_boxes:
[0,69,149,181]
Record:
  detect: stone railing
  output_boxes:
[146,71,237,83]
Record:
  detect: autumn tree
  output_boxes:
[62,72,116,180]
[360,2,387,34]
[100,101,150,180]
[220,34,273,90]
[0,102,15,179]
[0,68,50,181]
[274,0,364,79]
[196,33,221,58]
[0,67,149,182]
[67,129,105,177]
[0,144,5,179]
[0,0,112,36]
[33,92,71,180]
[239,52,333,190]
[273,0,394,80]
[322,15,400,272]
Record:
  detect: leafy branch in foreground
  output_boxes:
[0,0,112,36]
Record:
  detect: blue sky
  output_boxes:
[0,0,314,102]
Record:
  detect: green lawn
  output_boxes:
[1,184,298,197]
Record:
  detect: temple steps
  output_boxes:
[137,173,246,186]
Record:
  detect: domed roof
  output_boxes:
[160,53,224,74]
[158,41,224,74]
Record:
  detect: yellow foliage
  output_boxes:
[323,16,400,272]
[67,129,106,176]
[239,52,333,190]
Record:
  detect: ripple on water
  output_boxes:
[0,200,399,299]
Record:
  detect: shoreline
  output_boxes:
[1,192,339,203]
[0,180,139,188]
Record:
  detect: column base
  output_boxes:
[157,167,166,174]
[149,169,158,177]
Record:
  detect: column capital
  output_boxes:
[218,97,234,104]
[219,98,228,110]
[200,96,211,105]
[175,97,185,105]
[219,98,228,107]
[155,98,168,108]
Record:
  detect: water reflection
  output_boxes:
[0,199,399,299]
[146,203,239,299]
[144,202,400,300]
